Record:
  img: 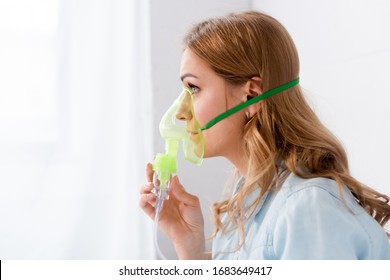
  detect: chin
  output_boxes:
[202,150,218,159]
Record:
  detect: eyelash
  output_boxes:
[187,83,200,94]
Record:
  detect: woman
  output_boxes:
[139,11,390,259]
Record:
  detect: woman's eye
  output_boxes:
[188,83,200,94]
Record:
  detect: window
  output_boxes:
[0,0,60,143]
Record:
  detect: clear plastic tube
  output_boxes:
[154,189,167,260]
[153,171,170,260]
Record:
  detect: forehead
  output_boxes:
[180,49,214,77]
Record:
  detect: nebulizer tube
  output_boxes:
[153,186,168,260]
[153,173,169,260]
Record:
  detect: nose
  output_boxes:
[176,107,192,121]
[175,91,193,121]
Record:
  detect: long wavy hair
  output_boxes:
[183,11,390,248]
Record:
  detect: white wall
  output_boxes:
[150,0,390,259]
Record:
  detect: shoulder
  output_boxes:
[275,174,364,214]
[266,173,390,259]
[272,173,362,235]
[279,174,350,203]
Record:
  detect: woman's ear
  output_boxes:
[244,76,263,118]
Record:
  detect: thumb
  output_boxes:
[170,176,199,207]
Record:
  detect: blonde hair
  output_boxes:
[183,11,390,248]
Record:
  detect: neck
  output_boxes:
[225,145,248,177]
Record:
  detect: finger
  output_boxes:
[145,162,154,183]
[139,194,156,216]
[140,202,156,219]
[170,176,200,207]
[140,182,154,194]
[139,193,156,205]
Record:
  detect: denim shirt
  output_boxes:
[212,173,390,259]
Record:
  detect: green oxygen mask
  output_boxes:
[152,87,204,192]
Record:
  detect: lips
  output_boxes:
[186,129,199,135]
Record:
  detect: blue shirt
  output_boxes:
[212,173,390,259]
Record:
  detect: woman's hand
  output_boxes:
[139,163,208,259]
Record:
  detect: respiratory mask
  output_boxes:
[152,86,204,194]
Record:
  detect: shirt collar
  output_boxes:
[233,176,272,219]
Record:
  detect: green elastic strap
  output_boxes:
[200,77,300,131]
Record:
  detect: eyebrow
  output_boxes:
[180,73,198,81]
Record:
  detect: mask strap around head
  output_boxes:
[200,77,300,131]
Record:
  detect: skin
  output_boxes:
[139,49,262,259]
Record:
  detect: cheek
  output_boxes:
[193,99,207,127]
[194,112,226,155]
[193,96,225,128]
